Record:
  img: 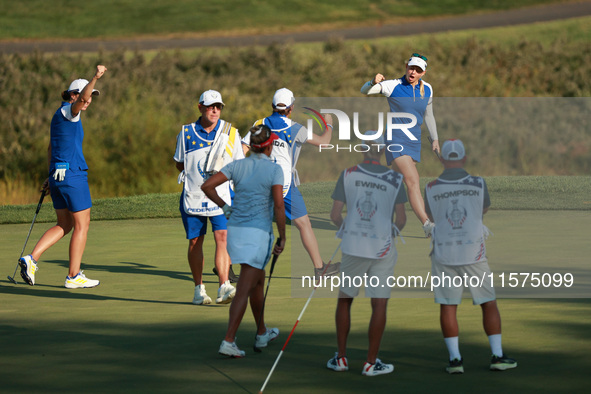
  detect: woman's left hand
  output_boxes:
[273,237,285,255]
[432,139,440,156]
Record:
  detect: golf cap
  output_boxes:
[441,139,466,161]
[407,56,427,72]
[362,130,385,145]
[272,88,295,110]
[68,79,100,96]
[199,90,225,107]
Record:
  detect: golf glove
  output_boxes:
[53,163,69,182]
[222,204,232,219]
[177,170,186,184]
[422,219,435,238]
[53,169,66,182]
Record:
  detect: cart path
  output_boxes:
[1,1,590,54]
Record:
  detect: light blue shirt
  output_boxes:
[220,153,283,231]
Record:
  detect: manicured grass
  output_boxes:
[0,0,570,40]
[0,210,589,393]
[0,176,589,225]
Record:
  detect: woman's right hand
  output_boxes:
[41,177,50,195]
[373,73,386,85]
[95,65,107,79]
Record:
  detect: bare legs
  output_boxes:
[392,155,428,224]
[367,298,388,363]
[440,304,459,337]
[187,235,205,285]
[440,301,501,338]
[293,215,323,269]
[188,229,230,286]
[224,264,266,342]
[335,293,389,364]
[213,229,230,285]
[481,300,502,336]
[30,207,90,277]
[335,296,352,359]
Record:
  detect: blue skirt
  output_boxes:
[384,134,421,165]
[227,226,274,270]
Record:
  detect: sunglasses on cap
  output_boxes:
[412,53,428,62]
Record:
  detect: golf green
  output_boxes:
[1,211,590,393]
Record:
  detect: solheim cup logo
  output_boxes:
[303,108,418,153]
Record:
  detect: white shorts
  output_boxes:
[227,226,274,270]
[340,250,397,299]
[431,256,496,305]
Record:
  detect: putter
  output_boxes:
[253,238,282,353]
[8,190,45,284]
[258,241,342,393]
[428,136,441,160]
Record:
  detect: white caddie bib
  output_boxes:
[340,166,403,259]
[425,175,487,265]
[180,121,233,216]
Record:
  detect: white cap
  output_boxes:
[441,139,466,161]
[272,88,295,110]
[68,79,100,96]
[199,90,225,107]
[407,56,427,72]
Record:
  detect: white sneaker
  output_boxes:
[19,255,38,286]
[219,340,245,358]
[362,359,394,376]
[64,271,100,289]
[193,284,212,305]
[255,327,279,348]
[327,352,349,372]
[422,219,435,238]
[216,280,236,304]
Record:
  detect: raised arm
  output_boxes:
[360,73,386,95]
[305,113,333,146]
[71,65,107,117]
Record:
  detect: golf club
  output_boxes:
[428,136,441,160]
[253,238,282,353]
[258,241,342,394]
[7,190,45,284]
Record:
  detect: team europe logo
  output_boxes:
[357,191,377,221]
[197,158,208,179]
[446,199,467,229]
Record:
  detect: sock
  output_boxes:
[444,336,461,360]
[488,334,503,357]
